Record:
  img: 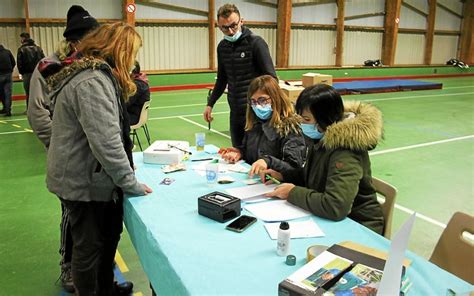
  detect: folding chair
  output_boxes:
[130,101,151,151]
[430,212,474,284]
[372,177,397,239]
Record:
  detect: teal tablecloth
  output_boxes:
[124,149,473,295]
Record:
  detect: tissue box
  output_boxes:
[143,140,190,164]
[302,73,333,87]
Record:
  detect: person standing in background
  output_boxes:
[0,44,15,117]
[203,3,276,147]
[17,32,45,114]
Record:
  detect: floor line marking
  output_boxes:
[149,101,226,110]
[370,135,474,156]
[394,203,447,229]
[148,111,229,121]
[12,124,21,128]
[365,91,474,103]
[114,250,129,273]
[0,130,29,135]
[443,85,474,90]
[178,116,231,139]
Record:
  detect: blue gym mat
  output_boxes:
[333,79,442,94]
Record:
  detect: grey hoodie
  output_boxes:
[46,58,144,202]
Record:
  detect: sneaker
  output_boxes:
[3,112,11,117]
[114,281,133,296]
[59,263,75,293]
[0,109,5,114]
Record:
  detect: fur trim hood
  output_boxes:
[262,113,302,141]
[46,56,109,92]
[322,101,383,151]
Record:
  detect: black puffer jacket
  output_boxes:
[208,27,276,114]
[240,115,306,172]
[17,39,45,74]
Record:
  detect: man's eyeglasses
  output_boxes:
[219,19,240,31]
[248,96,271,106]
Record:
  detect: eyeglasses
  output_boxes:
[248,96,271,106]
[219,19,240,31]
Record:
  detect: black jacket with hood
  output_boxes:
[17,39,45,74]
[208,26,276,115]
[0,45,16,75]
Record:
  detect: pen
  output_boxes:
[265,174,281,185]
[191,158,214,162]
[208,121,211,130]
[168,144,193,155]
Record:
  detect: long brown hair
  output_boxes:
[245,75,296,132]
[77,22,142,100]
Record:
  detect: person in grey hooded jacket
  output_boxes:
[46,23,152,295]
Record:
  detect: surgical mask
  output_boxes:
[300,123,324,140]
[224,31,242,42]
[252,105,272,120]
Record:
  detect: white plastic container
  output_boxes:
[277,221,290,256]
[143,140,190,164]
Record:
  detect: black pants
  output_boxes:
[0,73,12,113]
[59,203,73,265]
[22,72,32,109]
[229,111,246,148]
[61,197,123,296]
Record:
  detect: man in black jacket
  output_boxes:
[17,32,45,113]
[203,3,276,147]
[0,44,16,116]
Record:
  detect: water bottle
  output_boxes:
[277,221,290,256]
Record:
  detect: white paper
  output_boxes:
[264,219,325,240]
[225,183,277,200]
[377,213,416,296]
[244,199,312,222]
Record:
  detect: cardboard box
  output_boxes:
[302,73,333,87]
[280,85,305,103]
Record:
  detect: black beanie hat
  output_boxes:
[63,5,99,41]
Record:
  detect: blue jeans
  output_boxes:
[0,73,12,113]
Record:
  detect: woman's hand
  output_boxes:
[220,147,241,163]
[264,183,295,200]
[249,159,268,178]
[259,169,283,184]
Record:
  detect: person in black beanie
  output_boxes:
[63,5,100,42]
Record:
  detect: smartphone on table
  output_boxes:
[226,215,257,233]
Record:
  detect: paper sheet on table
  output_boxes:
[244,199,312,222]
[225,183,277,201]
[264,219,324,239]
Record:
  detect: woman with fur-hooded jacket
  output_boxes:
[264,84,385,235]
[220,75,306,177]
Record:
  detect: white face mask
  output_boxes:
[224,30,242,42]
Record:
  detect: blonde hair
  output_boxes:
[245,75,296,132]
[77,22,142,100]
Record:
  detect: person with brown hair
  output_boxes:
[46,22,152,295]
[203,3,276,148]
[220,75,305,177]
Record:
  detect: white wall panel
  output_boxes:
[136,0,208,20]
[292,3,337,24]
[345,0,385,27]
[30,24,66,58]
[28,0,121,19]
[215,0,276,22]
[343,31,382,66]
[435,8,462,31]
[395,33,425,64]
[136,24,209,70]
[0,0,23,18]
[290,28,335,66]
[399,1,428,29]
[432,35,459,64]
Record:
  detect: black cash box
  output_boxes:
[198,191,241,223]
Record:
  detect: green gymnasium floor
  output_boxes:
[0,76,473,295]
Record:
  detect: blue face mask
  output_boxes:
[300,123,324,140]
[224,31,242,42]
[252,105,272,120]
